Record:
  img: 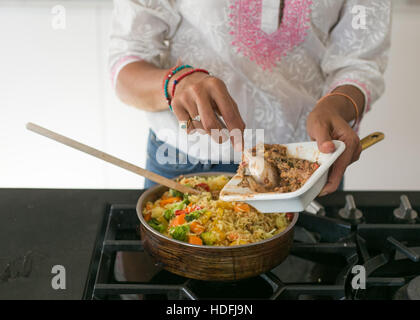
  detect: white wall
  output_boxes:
[0,0,419,190]
[345,2,420,190]
[0,0,149,189]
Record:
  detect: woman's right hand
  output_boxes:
[169,70,245,152]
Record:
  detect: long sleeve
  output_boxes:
[321,0,391,118]
[108,0,180,88]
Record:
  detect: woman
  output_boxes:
[109,0,390,195]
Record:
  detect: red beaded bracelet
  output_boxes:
[162,65,193,110]
[171,68,210,99]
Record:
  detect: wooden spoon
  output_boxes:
[26,122,199,195]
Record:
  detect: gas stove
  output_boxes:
[83,191,420,300]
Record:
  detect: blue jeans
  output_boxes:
[144,130,238,188]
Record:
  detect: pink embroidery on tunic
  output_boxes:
[229,0,312,70]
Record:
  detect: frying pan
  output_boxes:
[136,172,297,281]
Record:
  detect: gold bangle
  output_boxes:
[318,92,360,128]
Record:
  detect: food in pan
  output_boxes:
[142,175,292,246]
[238,143,320,193]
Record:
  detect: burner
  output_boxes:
[145,271,274,299]
[394,276,420,300]
[407,276,420,300]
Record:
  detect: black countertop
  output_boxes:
[0,188,142,300]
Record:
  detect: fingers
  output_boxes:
[208,78,245,151]
[171,76,244,149]
[308,119,336,154]
[184,101,206,134]
[171,88,204,134]
[319,133,361,196]
[192,87,226,143]
[351,140,362,163]
[171,99,190,130]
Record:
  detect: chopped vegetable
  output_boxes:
[189,221,205,235]
[185,209,204,222]
[199,211,213,224]
[148,218,166,233]
[234,203,250,213]
[185,204,201,213]
[164,209,174,221]
[151,206,165,219]
[175,209,186,216]
[188,235,203,245]
[160,197,182,206]
[144,212,152,222]
[216,201,233,210]
[286,212,294,221]
[182,193,190,205]
[169,225,189,241]
[169,213,186,227]
[169,188,183,198]
[195,182,210,192]
[201,231,217,245]
[169,201,185,212]
[226,231,239,241]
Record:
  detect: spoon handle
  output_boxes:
[26,122,199,195]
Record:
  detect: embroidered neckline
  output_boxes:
[229,0,312,70]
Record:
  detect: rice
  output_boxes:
[142,175,292,246]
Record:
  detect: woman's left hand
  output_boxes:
[306,90,363,196]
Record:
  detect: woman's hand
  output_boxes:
[169,70,245,151]
[307,86,364,196]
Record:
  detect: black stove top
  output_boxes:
[83,192,420,300]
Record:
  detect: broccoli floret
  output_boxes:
[163,209,174,221]
[201,231,217,245]
[185,209,204,222]
[169,188,183,198]
[169,225,190,242]
[148,218,166,233]
[169,202,185,212]
[182,193,190,205]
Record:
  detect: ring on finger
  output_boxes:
[192,115,201,122]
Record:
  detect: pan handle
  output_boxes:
[360,132,384,151]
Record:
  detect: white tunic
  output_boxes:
[109,0,391,162]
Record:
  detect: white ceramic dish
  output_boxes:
[219,140,346,213]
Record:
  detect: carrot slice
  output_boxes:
[160,197,182,206]
[234,203,250,213]
[190,221,205,235]
[144,212,152,222]
[227,231,239,241]
[169,213,186,227]
[188,235,203,245]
